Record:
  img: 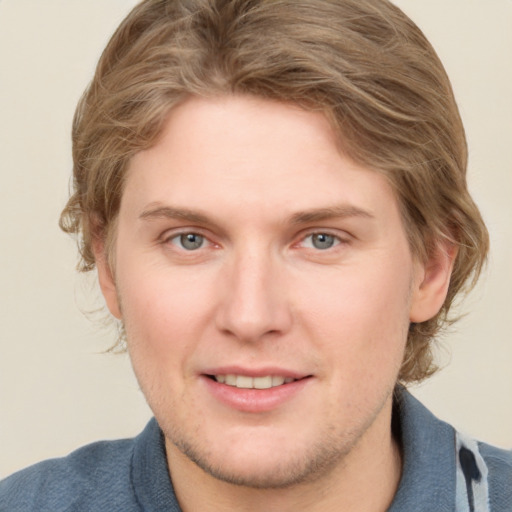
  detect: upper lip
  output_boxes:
[201,366,309,379]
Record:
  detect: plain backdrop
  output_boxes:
[1,0,511,477]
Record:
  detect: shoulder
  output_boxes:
[478,440,512,508]
[390,388,512,512]
[478,439,512,473]
[0,436,138,512]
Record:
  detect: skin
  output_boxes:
[96,95,454,512]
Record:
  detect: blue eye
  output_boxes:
[173,233,205,250]
[304,233,339,250]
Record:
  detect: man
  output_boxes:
[1,0,510,510]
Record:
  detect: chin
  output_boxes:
[168,427,353,490]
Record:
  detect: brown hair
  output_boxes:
[60,0,489,383]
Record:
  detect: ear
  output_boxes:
[409,241,457,323]
[92,235,122,320]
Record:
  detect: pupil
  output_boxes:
[313,233,334,249]
[181,233,203,250]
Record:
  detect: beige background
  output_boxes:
[0,0,511,478]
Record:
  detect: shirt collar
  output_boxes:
[388,387,456,511]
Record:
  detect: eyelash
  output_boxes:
[164,231,212,251]
[161,229,350,254]
[299,232,344,251]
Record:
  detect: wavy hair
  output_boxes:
[60,0,489,383]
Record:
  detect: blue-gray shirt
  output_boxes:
[1,390,511,511]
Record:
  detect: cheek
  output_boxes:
[118,274,207,411]
[301,258,412,368]
[117,265,216,365]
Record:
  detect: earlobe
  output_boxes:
[93,236,122,320]
[409,242,457,323]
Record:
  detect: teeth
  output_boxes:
[236,375,253,389]
[214,374,296,389]
[225,374,237,386]
[271,376,285,387]
[254,376,272,389]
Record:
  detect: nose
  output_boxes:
[215,246,293,343]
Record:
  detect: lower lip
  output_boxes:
[202,376,311,413]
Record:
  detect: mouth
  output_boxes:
[209,374,298,389]
[203,371,312,412]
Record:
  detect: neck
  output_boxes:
[165,398,402,512]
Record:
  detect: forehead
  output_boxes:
[122,95,400,228]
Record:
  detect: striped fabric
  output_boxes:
[456,431,491,512]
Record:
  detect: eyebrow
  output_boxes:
[289,205,374,224]
[139,204,211,224]
[139,202,374,226]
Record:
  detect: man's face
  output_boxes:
[99,95,431,488]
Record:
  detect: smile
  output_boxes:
[213,375,296,389]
